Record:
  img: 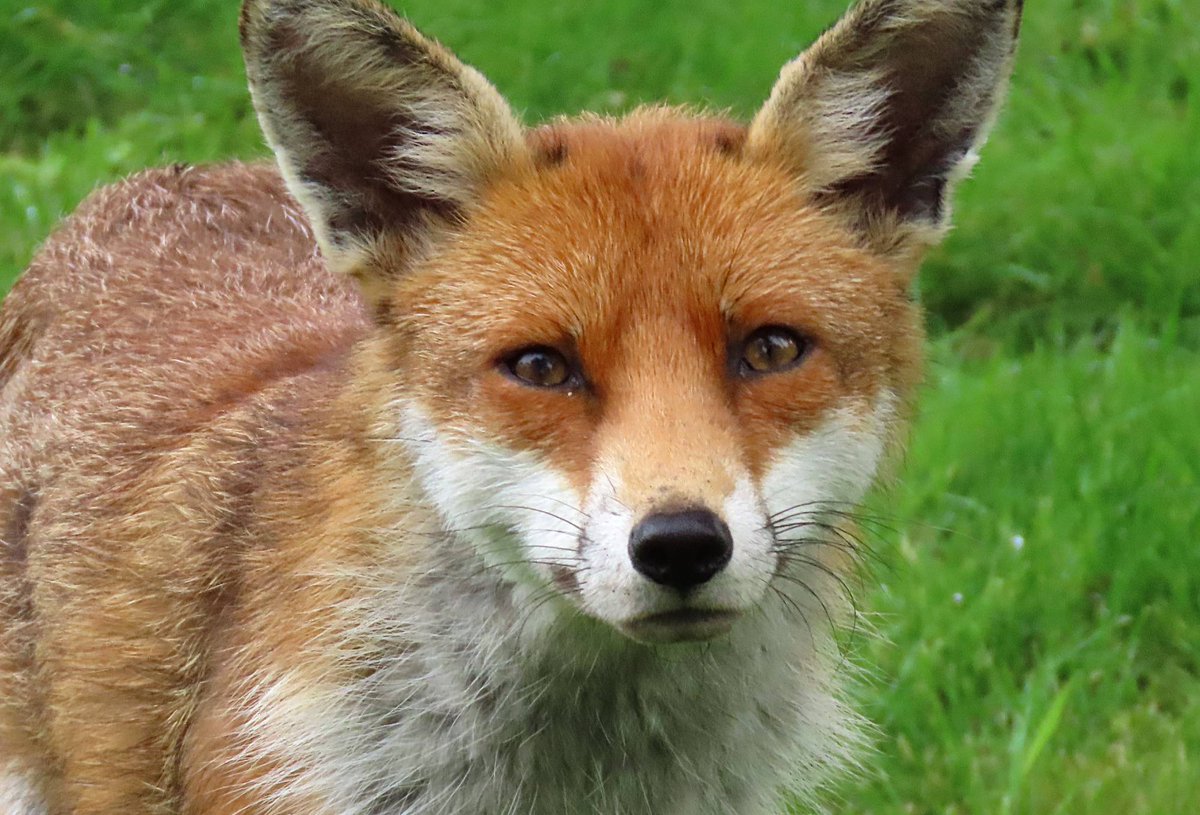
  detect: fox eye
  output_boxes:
[740,326,808,375]
[502,346,574,388]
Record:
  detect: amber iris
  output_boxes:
[505,347,572,388]
[741,327,805,374]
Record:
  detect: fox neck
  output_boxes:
[328,518,859,814]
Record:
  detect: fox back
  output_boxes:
[0,1,1022,813]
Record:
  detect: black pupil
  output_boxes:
[517,350,564,384]
[765,334,791,361]
[748,330,800,371]
[529,353,553,379]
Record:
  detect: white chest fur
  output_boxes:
[258,558,861,815]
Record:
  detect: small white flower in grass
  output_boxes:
[952,592,964,605]
[1011,534,1025,552]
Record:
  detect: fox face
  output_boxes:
[389,119,920,642]
[240,0,1019,646]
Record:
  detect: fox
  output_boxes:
[0,0,1022,812]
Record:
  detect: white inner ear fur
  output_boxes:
[242,0,528,274]
[751,65,894,191]
[747,0,1021,250]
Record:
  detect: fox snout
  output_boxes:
[628,508,734,592]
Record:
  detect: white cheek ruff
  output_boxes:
[397,403,585,588]
[394,394,894,644]
[760,395,894,522]
[757,394,896,630]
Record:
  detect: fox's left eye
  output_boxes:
[502,346,574,388]
[740,326,808,375]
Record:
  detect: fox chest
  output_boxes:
[316,620,824,815]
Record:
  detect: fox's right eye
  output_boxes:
[502,347,574,389]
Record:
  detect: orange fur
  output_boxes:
[398,112,922,497]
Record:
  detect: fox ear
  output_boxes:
[240,0,527,291]
[748,0,1022,257]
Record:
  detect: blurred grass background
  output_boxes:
[2,0,1197,812]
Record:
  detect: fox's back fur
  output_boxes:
[1,1,1022,813]
[0,163,366,811]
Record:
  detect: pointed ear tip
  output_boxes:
[239,0,273,24]
[989,0,1026,38]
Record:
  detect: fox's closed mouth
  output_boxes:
[624,608,740,643]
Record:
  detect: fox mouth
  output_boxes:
[622,608,740,644]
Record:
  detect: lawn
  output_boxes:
[3,1,1198,812]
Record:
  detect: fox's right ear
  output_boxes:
[240,0,528,296]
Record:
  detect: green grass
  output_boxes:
[853,326,1200,813]
[4,1,1198,813]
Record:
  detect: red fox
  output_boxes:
[0,0,1021,812]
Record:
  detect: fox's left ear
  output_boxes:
[748,0,1023,258]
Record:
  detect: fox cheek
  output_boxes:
[396,402,587,586]
[759,395,897,526]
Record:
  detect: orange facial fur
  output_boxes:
[392,112,922,504]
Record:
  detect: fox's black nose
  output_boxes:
[629,509,733,592]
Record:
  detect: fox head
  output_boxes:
[241,0,1021,643]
